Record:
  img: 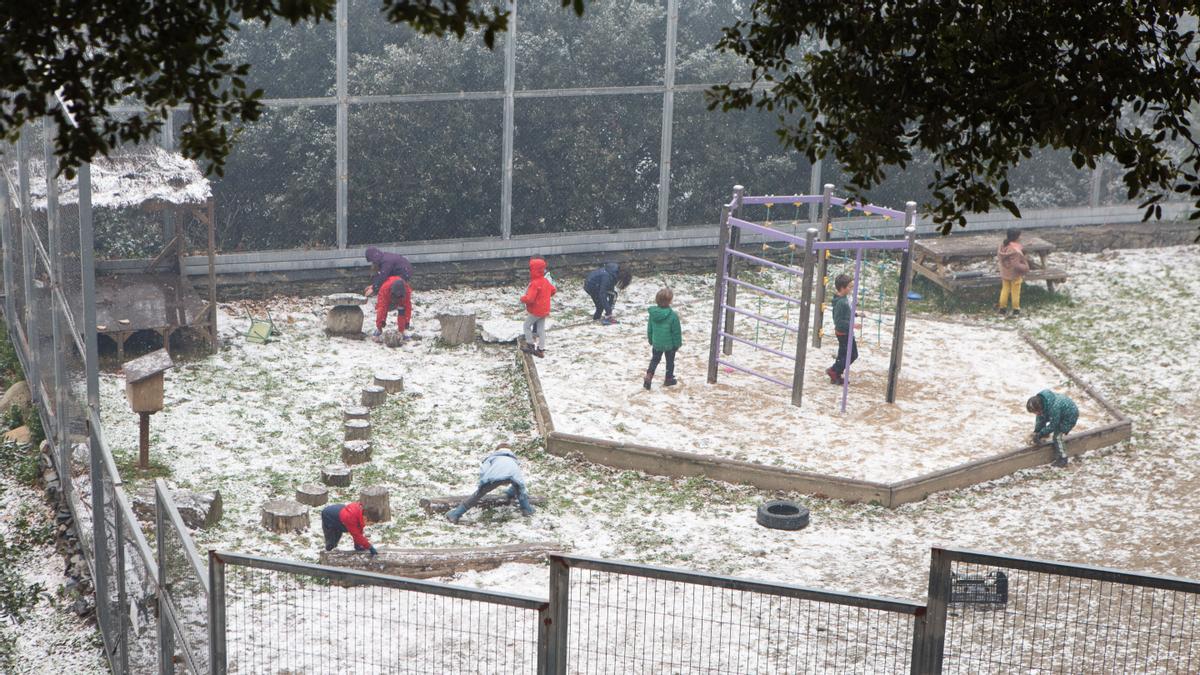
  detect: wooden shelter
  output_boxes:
[26,146,217,357]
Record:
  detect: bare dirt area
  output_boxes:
[537,313,1113,483]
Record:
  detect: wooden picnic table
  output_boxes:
[912,234,1067,293]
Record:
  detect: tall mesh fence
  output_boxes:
[933,551,1200,674]
[214,555,547,674]
[156,480,210,674]
[556,558,921,674]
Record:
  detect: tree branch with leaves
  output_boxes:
[710,2,1200,235]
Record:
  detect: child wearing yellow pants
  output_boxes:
[997,229,1030,317]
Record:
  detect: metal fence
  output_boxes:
[157,479,211,674]
[207,551,550,674]
[547,554,927,674]
[926,547,1200,674]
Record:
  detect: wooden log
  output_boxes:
[320,464,352,487]
[344,418,371,441]
[436,311,477,346]
[260,499,310,533]
[419,493,548,515]
[361,385,386,407]
[342,406,370,422]
[373,372,404,394]
[318,542,565,578]
[341,440,372,466]
[295,484,329,507]
[360,486,392,522]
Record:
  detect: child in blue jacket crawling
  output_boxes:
[446,444,534,524]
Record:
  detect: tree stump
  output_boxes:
[436,311,477,346]
[344,418,371,441]
[296,484,329,507]
[321,464,352,487]
[325,305,364,337]
[360,486,392,522]
[341,440,372,466]
[361,385,386,407]
[260,500,310,533]
[343,406,370,422]
[373,372,404,394]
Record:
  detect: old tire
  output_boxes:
[756,500,809,531]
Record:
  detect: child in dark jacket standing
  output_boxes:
[826,274,859,384]
[321,502,377,556]
[1027,389,1079,468]
[644,287,682,390]
[519,258,555,358]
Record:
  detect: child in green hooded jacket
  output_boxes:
[643,287,682,390]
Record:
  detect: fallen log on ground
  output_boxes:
[419,493,548,515]
[318,542,564,578]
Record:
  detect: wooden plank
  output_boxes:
[915,234,1055,264]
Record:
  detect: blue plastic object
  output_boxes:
[906,291,924,301]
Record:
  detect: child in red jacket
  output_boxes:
[519,258,555,358]
[321,502,377,556]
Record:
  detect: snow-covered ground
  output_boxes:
[72,244,1199,666]
[0,475,107,673]
[539,312,1112,483]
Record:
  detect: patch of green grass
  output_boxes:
[909,276,1076,317]
[112,451,173,483]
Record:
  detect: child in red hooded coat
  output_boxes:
[519,258,555,358]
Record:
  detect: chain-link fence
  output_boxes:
[209,551,550,674]
[927,547,1200,674]
[547,554,926,674]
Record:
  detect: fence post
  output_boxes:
[706,199,733,384]
[546,555,570,674]
[721,185,745,356]
[917,547,952,674]
[790,228,818,407]
[536,603,552,675]
[334,0,348,249]
[208,551,227,675]
[812,183,833,348]
[886,216,918,404]
[16,132,40,409]
[155,485,174,675]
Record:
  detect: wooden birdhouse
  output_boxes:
[124,348,174,414]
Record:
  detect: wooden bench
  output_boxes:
[912,234,1067,293]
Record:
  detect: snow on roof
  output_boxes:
[20,145,211,211]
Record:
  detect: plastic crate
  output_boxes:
[950,571,1008,606]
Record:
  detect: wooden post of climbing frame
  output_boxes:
[707,198,735,384]
[812,184,834,348]
[886,208,918,404]
[790,228,819,407]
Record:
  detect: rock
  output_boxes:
[0,380,31,415]
[132,487,223,530]
[3,425,30,444]
[479,319,523,344]
[382,329,405,348]
[70,595,95,617]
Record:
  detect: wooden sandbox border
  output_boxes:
[518,328,1131,508]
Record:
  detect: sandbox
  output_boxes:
[527,314,1130,506]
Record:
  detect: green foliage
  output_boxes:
[712,2,1200,233]
[0,528,46,624]
[0,321,19,389]
[0,441,39,488]
[24,410,42,447]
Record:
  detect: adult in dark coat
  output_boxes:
[583,263,632,323]
[363,246,413,297]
